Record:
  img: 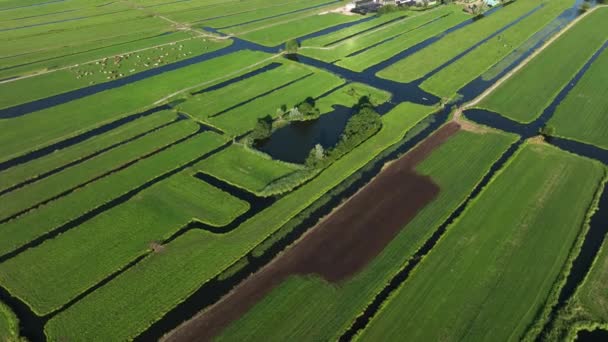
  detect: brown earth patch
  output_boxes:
[163,123,461,342]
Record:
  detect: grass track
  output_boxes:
[43,102,440,341]
[476,7,608,123]
[359,142,605,341]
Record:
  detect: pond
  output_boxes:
[257,105,353,164]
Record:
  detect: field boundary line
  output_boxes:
[463,5,607,110]
[153,54,283,105]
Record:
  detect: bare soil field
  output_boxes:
[164,123,461,342]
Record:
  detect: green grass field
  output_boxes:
[0,165,249,317]
[336,9,470,72]
[377,0,546,82]
[0,37,232,110]
[43,102,441,341]
[476,8,608,123]
[300,6,468,69]
[0,49,273,164]
[0,119,199,221]
[359,142,605,341]
[0,301,20,342]
[315,82,392,113]
[178,62,312,120]
[421,0,573,99]
[198,144,301,194]
[238,13,360,47]
[550,228,608,340]
[216,129,517,341]
[0,132,229,261]
[0,110,177,193]
[548,45,608,150]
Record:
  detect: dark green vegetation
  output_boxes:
[2,0,608,341]
[360,143,606,341]
[0,302,21,341]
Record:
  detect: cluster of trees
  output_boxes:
[306,97,382,168]
[283,97,321,121]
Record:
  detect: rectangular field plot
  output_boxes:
[315,82,392,113]
[476,7,608,123]
[420,0,573,99]
[300,6,469,70]
[236,12,361,47]
[207,70,345,136]
[376,0,547,83]
[359,142,605,342]
[43,103,442,341]
[0,36,232,110]
[0,168,249,316]
[178,62,313,120]
[548,45,608,150]
[0,109,176,193]
[0,49,273,164]
[198,145,301,195]
[212,128,517,342]
[0,131,229,263]
[0,119,199,222]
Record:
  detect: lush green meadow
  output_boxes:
[207,70,345,136]
[300,6,468,68]
[0,164,249,316]
[550,226,608,340]
[0,119,199,221]
[548,45,608,149]
[0,132,229,260]
[198,145,301,194]
[217,129,517,341]
[237,13,360,47]
[476,7,608,123]
[178,62,312,120]
[315,82,391,113]
[421,0,573,99]
[0,301,20,342]
[359,143,605,341]
[0,37,232,110]
[0,110,177,193]
[43,103,441,341]
[377,0,547,82]
[0,49,273,164]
